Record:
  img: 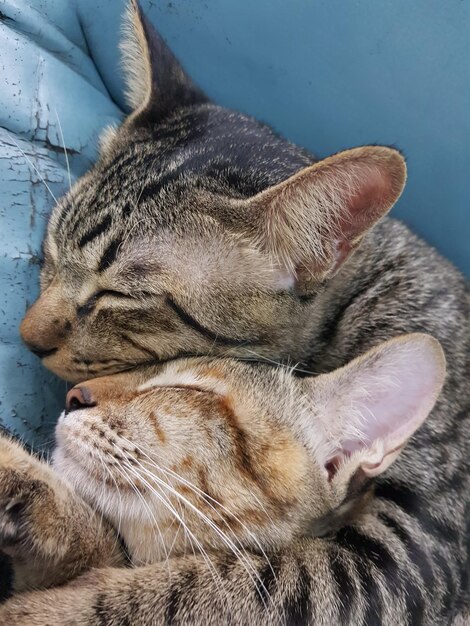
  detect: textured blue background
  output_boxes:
[0,0,469,445]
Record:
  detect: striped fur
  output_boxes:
[0,335,468,624]
[13,1,470,623]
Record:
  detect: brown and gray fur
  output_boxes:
[11,0,470,623]
[0,334,465,626]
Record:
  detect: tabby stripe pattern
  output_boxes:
[165,296,261,346]
[75,479,468,625]
[78,215,113,248]
[53,105,313,249]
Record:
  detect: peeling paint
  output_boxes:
[0,1,123,446]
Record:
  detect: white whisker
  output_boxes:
[122,453,271,609]
[53,108,73,194]
[123,437,277,581]
[240,349,320,376]
[120,458,228,602]
[97,455,129,561]
[5,132,58,204]
[111,461,171,573]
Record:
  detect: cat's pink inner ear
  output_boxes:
[316,334,446,480]
[342,161,398,232]
[246,146,406,284]
[309,148,407,276]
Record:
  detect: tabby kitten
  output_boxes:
[16,0,469,623]
[0,334,451,626]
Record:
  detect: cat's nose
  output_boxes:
[66,386,96,413]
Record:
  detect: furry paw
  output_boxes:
[0,436,54,554]
[0,471,49,549]
[0,435,123,592]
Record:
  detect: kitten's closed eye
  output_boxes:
[76,290,136,317]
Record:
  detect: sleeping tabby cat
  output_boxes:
[0,334,458,625]
[14,0,470,623]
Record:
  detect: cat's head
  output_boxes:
[53,334,445,563]
[20,0,406,382]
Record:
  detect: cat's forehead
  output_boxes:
[48,104,312,249]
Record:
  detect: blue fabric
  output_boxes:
[0,0,469,445]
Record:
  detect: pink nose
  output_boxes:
[65,386,96,413]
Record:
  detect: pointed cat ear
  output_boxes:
[304,334,445,481]
[121,0,208,122]
[241,146,406,285]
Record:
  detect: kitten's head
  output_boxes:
[20,0,406,382]
[53,334,445,563]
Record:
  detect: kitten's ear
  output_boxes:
[304,334,445,481]
[121,0,208,122]
[242,146,406,286]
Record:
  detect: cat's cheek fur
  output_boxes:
[54,406,314,562]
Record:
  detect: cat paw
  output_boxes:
[0,469,49,552]
[0,436,53,554]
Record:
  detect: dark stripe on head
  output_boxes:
[120,333,161,361]
[78,214,112,248]
[98,238,121,272]
[81,153,153,214]
[138,170,182,204]
[134,145,258,206]
[166,296,259,347]
[55,200,74,233]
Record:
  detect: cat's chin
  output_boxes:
[52,444,98,502]
[52,435,117,515]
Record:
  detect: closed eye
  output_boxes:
[138,380,218,395]
[96,289,135,300]
[77,290,136,317]
[162,384,212,394]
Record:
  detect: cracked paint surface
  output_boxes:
[0,0,124,447]
[0,132,66,447]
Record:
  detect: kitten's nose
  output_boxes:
[66,386,96,413]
